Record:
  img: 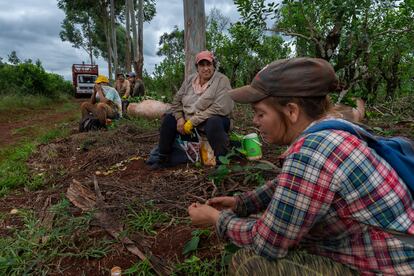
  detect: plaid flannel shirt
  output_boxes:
[216,124,414,275]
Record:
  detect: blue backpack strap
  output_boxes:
[303,119,368,139]
[303,120,414,194]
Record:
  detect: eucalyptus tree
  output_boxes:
[58,0,156,79]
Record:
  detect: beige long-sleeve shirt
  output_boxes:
[170,71,234,126]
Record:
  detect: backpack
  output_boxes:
[303,119,414,193]
[79,113,105,132]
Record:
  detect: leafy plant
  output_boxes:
[221,243,240,267]
[183,229,212,256]
[209,148,274,185]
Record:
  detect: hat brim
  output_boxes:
[229,85,268,104]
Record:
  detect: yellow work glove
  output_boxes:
[183,120,193,135]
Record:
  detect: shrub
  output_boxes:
[0,63,72,98]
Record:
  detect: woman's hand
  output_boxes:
[188,202,220,226]
[206,196,236,211]
[177,118,186,135]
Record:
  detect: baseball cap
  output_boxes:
[95,75,110,84]
[229,58,338,103]
[195,50,214,64]
[127,72,136,77]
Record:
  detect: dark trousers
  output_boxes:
[159,113,230,158]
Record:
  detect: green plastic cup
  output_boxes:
[242,133,262,160]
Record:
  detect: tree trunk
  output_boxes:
[125,0,131,72]
[87,19,93,64]
[137,0,144,78]
[104,19,113,80]
[183,0,206,80]
[110,0,118,75]
[130,0,138,73]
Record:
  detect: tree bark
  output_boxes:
[130,0,138,74]
[125,0,132,72]
[87,18,93,64]
[183,0,206,80]
[110,0,118,75]
[137,0,144,78]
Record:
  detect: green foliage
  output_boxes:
[173,255,221,276]
[145,8,290,98]
[0,199,113,275]
[273,0,414,101]
[58,0,156,72]
[124,259,155,275]
[145,26,185,96]
[126,204,169,235]
[0,58,72,98]
[7,50,20,65]
[210,149,273,185]
[221,243,240,267]
[183,229,212,256]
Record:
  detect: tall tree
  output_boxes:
[8,51,20,65]
[125,0,132,72]
[110,0,119,74]
[137,0,144,78]
[58,0,156,79]
[183,0,206,80]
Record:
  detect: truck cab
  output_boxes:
[72,64,99,97]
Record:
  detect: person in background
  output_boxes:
[334,97,366,122]
[127,71,145,97]
[115,73,131,98]
[188,58,414,275]
[81,75,122,125]
[147,50,234,170]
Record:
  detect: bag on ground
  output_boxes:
[79,113,105,132]
[127,100,171,119]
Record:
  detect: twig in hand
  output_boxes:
[210,180,217,198]
[186,193,207,203]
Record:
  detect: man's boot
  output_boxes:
[149,153,170,170]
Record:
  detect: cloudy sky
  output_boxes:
[0,0,241,80]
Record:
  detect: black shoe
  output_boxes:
[147,153,170,170]
[148,161,169,170]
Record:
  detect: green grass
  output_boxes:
[124,259,155,275]
[0,198,113,275]
[126,205,169,235]
[122,117,161,131]
[173,255,222,276]
[0,94,71,112]
[0,123,73,196]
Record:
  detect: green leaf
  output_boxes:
[182,236,200,255]
[218,155,230,165]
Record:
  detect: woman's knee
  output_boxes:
[161,113,177,128]
[205,116,227,133]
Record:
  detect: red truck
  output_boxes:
[72,64,99,97]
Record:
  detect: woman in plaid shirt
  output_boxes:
[188,58,414,275]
